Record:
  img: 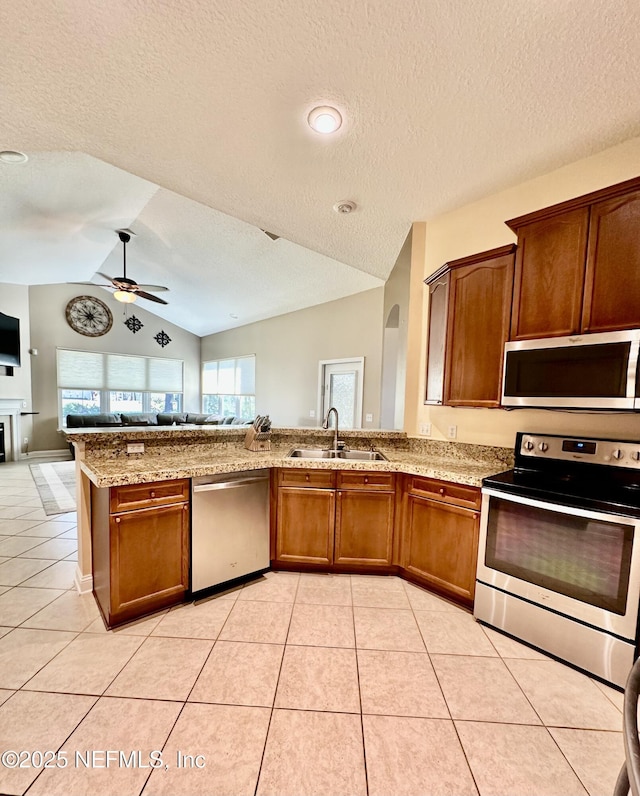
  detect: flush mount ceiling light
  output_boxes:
[307,106,342,134]
[0,150,28,164]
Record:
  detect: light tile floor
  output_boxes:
[0,459,628,795]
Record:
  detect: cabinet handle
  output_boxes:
[364,477,369,484]
[439,488,445,496]
[150,491,156,498]
[115,517,121,523]
[183,504,188,511]
[305,474,310,481]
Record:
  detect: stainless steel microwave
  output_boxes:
[502,329,640,410]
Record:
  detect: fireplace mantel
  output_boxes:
[0,399,25,461]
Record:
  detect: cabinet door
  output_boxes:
[334,490,394,567]
[582,190,640,332]
[425,273,450,404]
[444,254,514,407]
[404,495,479,604]
[109,502,189,624]
[275,487,335,565]
[511,208,589,339]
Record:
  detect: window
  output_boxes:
[202,355,255,419]
[57,349,183,426]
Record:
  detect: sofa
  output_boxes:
[65,412,252,428]
[65,412,252,457]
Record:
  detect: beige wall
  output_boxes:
[407,135,640,445]
[201,288,384,428]
[29,284,201,451]
[0,284,33,456]
[381,230,412,429]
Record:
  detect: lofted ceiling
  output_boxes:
[1,0,640,336]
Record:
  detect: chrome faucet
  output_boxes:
[322,407,340,451]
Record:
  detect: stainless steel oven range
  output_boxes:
[474,431,640,689]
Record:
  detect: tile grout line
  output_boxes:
[350,574,370,796]
[252,571,301,796]
[402,578,484,796]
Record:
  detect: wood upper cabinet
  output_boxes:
[425,245,515,407]
[509,208,589,339]
[506,175,640,339]
[582,189,640,332]
[91,479,190,628]
[403,478,480,605]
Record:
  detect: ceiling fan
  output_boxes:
[74,229,169,305]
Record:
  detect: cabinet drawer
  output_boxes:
[278,469,335,489]
[407,476,480,509]
[110,479,190,513]
[336,471,395,491]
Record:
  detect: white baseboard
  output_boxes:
[74,566,93,595]
[21,449,72,461]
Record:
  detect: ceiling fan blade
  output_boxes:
[68,281,113,287]
[135,290,169,305]
[96,272,116,284]
[135,284,169,292]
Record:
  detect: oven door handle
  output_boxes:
[481,487,640,524]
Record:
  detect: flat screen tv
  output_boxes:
[0,312,21,368]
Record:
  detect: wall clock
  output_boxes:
[65,296,113,337]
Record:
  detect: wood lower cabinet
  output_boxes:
[335,472,396,568]
[91,478,190,627]
[402,476,480,605]
[273,469,396,571]
[276,486,335,565]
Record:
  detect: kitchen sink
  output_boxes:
[287,448,387,461]
[287,448,336,459]
[338,450,387,461]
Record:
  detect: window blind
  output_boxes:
[57,349,183,392]
[203,355,255,395]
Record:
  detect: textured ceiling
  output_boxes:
[1,0,640,335]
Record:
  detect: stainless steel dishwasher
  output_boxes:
[191,469,270,595]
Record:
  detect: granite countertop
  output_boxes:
[75,434,512,489]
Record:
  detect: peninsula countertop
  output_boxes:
[65,426,513,489]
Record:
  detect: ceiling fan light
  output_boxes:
[114,290,137,304]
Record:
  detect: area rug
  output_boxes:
[29,461,77,515]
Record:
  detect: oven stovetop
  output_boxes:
[483,467,640,520]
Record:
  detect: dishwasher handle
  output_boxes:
[193,476,268,492]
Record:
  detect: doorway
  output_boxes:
[318,358,364,429]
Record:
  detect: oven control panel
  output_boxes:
[518,433,640,469]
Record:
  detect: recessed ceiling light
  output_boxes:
[307,106,342,134]
[333,200,357,214]
[0,150,28,164]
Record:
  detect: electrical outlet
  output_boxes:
[23,437,28,445]
[447,425,457,439]
[126,443,145,454]
[419,423,431,436]
[309,410,315,418]
[365,413,373,422]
